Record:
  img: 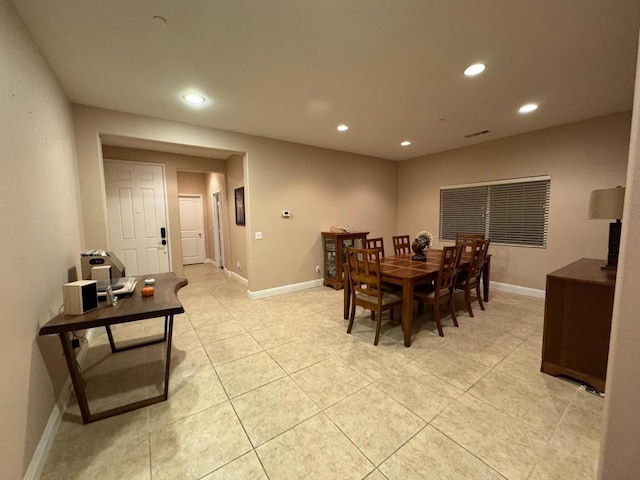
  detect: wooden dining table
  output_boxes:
[343,250,491,347]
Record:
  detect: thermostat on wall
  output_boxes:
[281,210,291,218]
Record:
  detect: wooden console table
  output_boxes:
[541,258,615,392]
[40,272,188,424]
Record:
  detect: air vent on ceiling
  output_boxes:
[464,129,491,138]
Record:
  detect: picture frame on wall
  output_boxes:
[235,187,245,225]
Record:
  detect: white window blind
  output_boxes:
[440,176,550,248]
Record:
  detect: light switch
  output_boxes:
[255,232,263,240]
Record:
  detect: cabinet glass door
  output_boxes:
[324,237,336,279]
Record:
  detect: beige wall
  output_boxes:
[177,171,207,193]
[75,106,397,292]
[598,37,640,478]
[5,0,638,474]
[397,113,631,290]
[226,154,247,279]
[0,1,83,477]
[242,142,398,291]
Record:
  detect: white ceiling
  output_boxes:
[13,0,640,161]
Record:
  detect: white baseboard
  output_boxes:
[227,270,543,301]
[24,329,96,480]
[23,397,65,480]
[205,258,222,268]
[245,278,542,300]
[491,281,545,298]
[224,268,248,286]
[248,279,323,299]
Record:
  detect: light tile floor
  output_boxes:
[41,264,604,479]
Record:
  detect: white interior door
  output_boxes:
[179,194,205,265]
[104,160,170,276]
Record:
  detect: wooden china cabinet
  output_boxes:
[321,231,369,289]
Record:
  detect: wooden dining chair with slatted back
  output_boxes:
[364,237,391,320]
[456,233,489,293]
[455,233,485,253]
[454,238,490,317]
[366,237,401,317]
[346,246,402,345]
[392,235,411,255]
[413,244,463,337]
[365,237,385,257]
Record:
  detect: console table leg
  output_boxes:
[59,331,91,424]
[105,325,117,353]
[163,315,174,400]
[105,319,169,353]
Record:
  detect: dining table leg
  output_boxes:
[343,270,351,320]
[401,279,413,347]
[482,255,491,302]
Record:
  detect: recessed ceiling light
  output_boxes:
[337,124,349,132]
[183,93,206,105]
[464,63,486,76]
[400,140,411,146]
[519,103,538,114]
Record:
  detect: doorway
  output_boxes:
[212,192,224,268]
[178,194,206,265]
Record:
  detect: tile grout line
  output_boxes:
[47,264,588,479]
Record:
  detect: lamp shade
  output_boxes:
[588,187,625,220]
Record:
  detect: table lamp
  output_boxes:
[588,186,625,270]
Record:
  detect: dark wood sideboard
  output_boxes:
[541,258,616,392]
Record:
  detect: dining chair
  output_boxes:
[456,233,490,294]
[455,233,485,253]
[365,237,385,257]
[367,237,402,299]
[346,246,402,345]
[413,244,463,337]
[392,235,411,255]
[454,238,490,317]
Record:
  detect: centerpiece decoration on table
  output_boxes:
[411,230,434,261]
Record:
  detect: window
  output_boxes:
[440,176,550,247]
